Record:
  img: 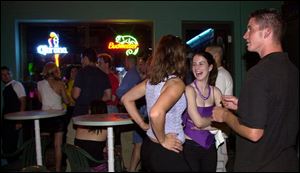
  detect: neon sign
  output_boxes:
[37,32,68,56]
[186,28,214,49]
[37,32,68,67]
[108,35,139,56]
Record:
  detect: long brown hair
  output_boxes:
[148,35,187,85]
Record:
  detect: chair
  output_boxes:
[114,144,126,172]
[62,143,107,172]
[1,136,50,168]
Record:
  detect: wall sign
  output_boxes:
[108,35,139,56]
[37,32,68,66]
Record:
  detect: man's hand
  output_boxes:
[222,95,238,111]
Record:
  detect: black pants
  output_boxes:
[74,138,106,167]
[141,137,191,172]
[1,120,20,163]
[183,139,217,172]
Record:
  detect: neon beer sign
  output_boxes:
[108,35,139,56]
[37,32,68,67]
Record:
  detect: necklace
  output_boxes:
[194,80,210,100]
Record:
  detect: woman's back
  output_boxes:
[145,76,187,143]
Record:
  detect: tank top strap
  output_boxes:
[161,75,179,91]
[166,74,178,81]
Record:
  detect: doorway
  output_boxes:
[182,21,234,75]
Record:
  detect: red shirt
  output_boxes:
[106,72,119,106]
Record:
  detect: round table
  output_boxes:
[72,113,133,172]
[4,110,66,166]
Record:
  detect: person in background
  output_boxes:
[205,44,233,172]
[67,47,111,144]
[115,54,148,172]
[72,48,111,117]
[128,55,149,172]
[37,62,69,171]
[67,48,111,135]
[121,35,191,171]
[116,55,140,99]
[1,66,26,164]
[65,48,111,172]
[182,51,222,172]
[212,8,299,171]
[205,45,233,97]
[74,100,108,172]
[65,65,79,135]
[97,53,119,113]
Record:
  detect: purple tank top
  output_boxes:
[182,105,215,149]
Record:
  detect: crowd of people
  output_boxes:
[1,8,298,172]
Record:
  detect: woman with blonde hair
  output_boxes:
[37,61,69,171]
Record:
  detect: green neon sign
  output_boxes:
[108,35,139,56]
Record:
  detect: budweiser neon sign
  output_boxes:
[108,35,139,56]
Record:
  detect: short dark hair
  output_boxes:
[90,100,108,114]
[65,65,80,80]
[81,48,97,63]
[88,100,108,134]
[98,53,113,67]
[250,8,285,42]
[205,44,224,58]
[1,66,10,72]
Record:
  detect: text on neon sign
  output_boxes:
[108,35,139,56]
[37,32,68,56]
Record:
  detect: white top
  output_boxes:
[215,66,233,139]
[72,113,133,126]
[37,79,63,110]
[5,80,26,98]
[215,66,233,95]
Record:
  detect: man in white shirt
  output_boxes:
[1,66,26,164]
[205,45,233,172]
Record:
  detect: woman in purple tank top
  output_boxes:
[183,51,222,172]
[121,35,191,171]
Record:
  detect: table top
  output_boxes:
[72,113,133,126]
[4,110,66,120]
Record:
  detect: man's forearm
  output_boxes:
[225,110,263,142]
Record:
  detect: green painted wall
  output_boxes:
[1,1,282,97]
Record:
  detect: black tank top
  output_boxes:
[3,83,21,114]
